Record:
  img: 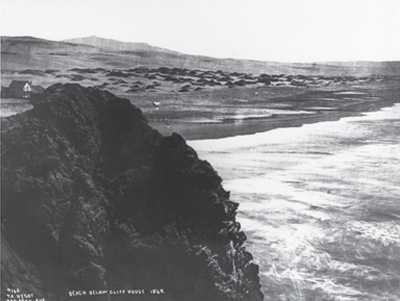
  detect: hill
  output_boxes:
[2,36,400,76]
[63,35,182,55]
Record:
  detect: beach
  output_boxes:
[147,81,400,140]
[1,79,399,300]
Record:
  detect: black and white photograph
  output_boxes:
[1,0,399,300]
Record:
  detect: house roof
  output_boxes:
[9,80,31,89]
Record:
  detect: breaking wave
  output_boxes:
[189,103,400,301]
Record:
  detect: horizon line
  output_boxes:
[2,34,400,65]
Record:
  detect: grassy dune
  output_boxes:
[2,36,400,141]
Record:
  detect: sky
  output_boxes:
[1,0,400,62]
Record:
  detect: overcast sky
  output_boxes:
[1,0,399,62]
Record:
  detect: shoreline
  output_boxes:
[150,87,400,141]
[1,83,399,141]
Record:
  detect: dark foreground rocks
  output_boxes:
[1,83,263,301]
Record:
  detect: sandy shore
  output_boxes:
[148,83,400,141]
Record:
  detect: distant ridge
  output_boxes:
[2,35,400,76]
[63,36,182,55]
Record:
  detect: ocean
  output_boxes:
[188,103,400,301]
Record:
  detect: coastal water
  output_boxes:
[188,104,400,301]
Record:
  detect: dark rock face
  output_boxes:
[1,83,263,301]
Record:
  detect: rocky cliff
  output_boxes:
[1,84,263,301]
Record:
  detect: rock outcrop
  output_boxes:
[1,83,263,301]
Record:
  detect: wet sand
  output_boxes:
[147,82,400,140]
